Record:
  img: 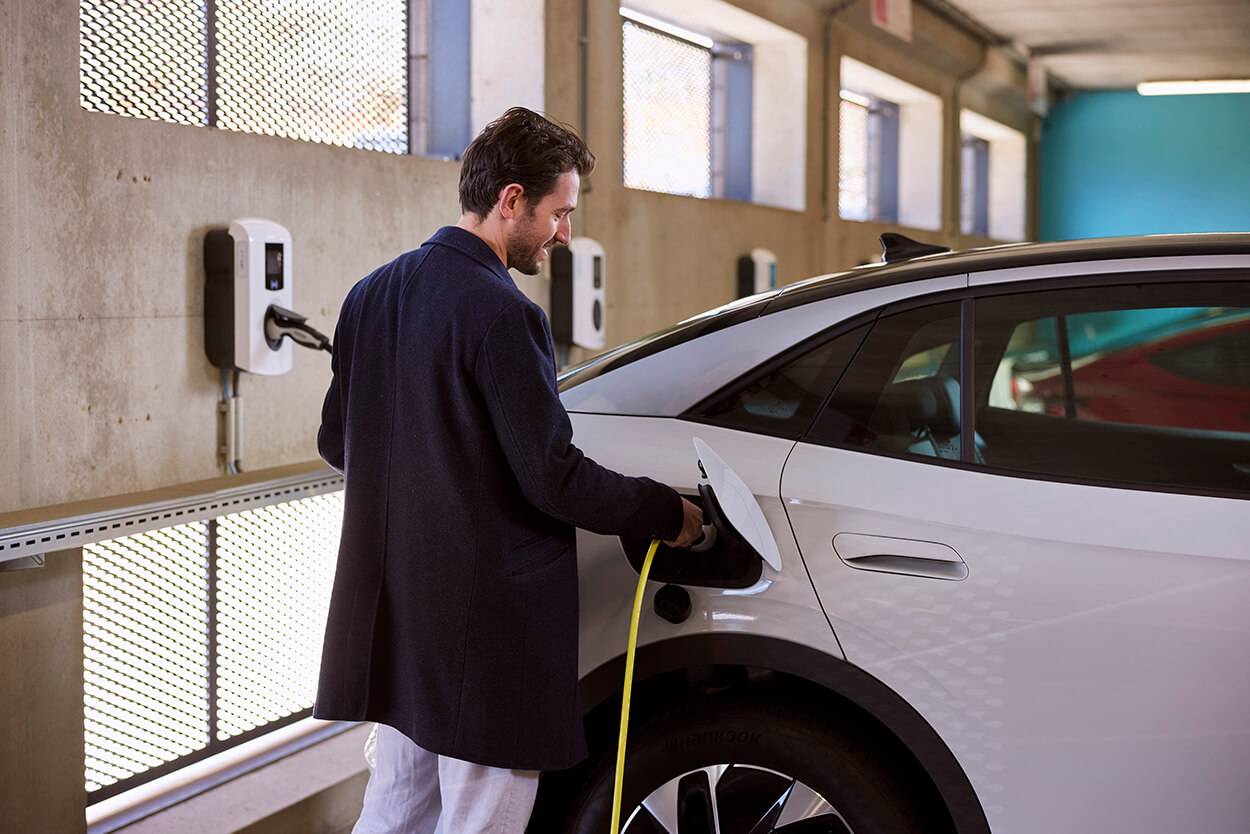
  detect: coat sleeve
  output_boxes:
[474,300,684,540]
[317,315,346,474]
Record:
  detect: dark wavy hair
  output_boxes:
[458,107,596,218]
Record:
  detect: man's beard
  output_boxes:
[506,213,554,276]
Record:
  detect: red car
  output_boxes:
[1027,315,1250,432]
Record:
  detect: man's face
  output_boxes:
[505,171,579,275]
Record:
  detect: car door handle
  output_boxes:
[833,533,968,581]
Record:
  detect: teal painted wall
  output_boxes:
[1040,91,1250,241]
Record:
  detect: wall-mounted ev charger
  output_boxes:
[550,236,606,364]
[204,218,330,374]
[736,247,777,299]
[203,218,331,473]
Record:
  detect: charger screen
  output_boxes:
[265,243,284,291]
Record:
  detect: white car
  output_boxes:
[529,234,1250,834]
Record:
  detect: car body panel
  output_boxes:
[569,414,843,682]
[780,444,1250,833]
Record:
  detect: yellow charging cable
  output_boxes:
[609,538,661,834]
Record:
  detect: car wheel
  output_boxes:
[549,692,940,834]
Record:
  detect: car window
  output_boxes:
[1149,322,1250,388]
[974,280,1250,494]
[806,302,967,461]
[556,292,774,392]
[686,324,870,439]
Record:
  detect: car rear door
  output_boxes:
[780,269,1250,834]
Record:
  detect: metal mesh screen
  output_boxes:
[838,97,870,221]
[84,523,211,794]
[82,492,343,800]
[214,0,409,153]
[622,20,712,198]
[215,495,341,740]
[79,0,210,125]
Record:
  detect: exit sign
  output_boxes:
[871,0,913,42]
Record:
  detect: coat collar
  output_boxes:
[427,226,515,286]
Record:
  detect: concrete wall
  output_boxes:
[2,0,1036,516]
[1040,89,1250,240]
[0,549,86,834]
[0,0,535,515]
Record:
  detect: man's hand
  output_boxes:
[664,497,705,549]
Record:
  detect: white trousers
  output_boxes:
[352,723,541,834]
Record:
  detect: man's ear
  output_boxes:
[497,183,525,220]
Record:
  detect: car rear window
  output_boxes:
[556,292,773,391]
[685,323,871,439]
[972,280,1250,495]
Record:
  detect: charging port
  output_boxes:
[618,490,763,589]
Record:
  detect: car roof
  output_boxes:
[558,232,1250,395]
[763,232,1250,314]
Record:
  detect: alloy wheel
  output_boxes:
[622,763,853,834]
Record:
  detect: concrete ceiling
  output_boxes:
[940,0,1250,89]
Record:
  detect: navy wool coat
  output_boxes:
[314,226,683,770]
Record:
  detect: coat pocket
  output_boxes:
[506,533,570,578]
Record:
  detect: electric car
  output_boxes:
[529,234,1250,834]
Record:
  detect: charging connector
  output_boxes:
[264,305,332,354]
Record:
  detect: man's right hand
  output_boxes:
[664,497,705,549]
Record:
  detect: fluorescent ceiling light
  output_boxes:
[620,7,714,49]
[1137,79,1250,96]
[839,89,872,108]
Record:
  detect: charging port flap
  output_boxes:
[618,438,783,589]
[692,438,782,572]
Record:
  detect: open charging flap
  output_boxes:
[620,437,783,589]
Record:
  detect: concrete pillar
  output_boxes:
[0,548,86,834]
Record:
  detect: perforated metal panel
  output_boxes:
[622,19,712,198]
[838,98,869,221]
[215,495,341,740]
[82,492,343,800]
[79,0,210,125]
[84,523,211,794]
[214,0,409,152]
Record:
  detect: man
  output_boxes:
[315,107,704,833]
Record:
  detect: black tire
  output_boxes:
[544,692,943,834]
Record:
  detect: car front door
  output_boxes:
[780,272,1250,833]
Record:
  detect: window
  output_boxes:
[838,91,898,222]
[807,302,966,461]
[620,3,806,210]
[838,57,942,230]
[213,0,409,152]
[974,280,1250,494]
[959,110,1027,241]
[81,0,410,152]
[960,135,990,237]
[621,11,716,198]
[687,324,870,438]
[79,0,539,158]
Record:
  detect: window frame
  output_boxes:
[679,268,1250,501]
[620,8,754,202]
